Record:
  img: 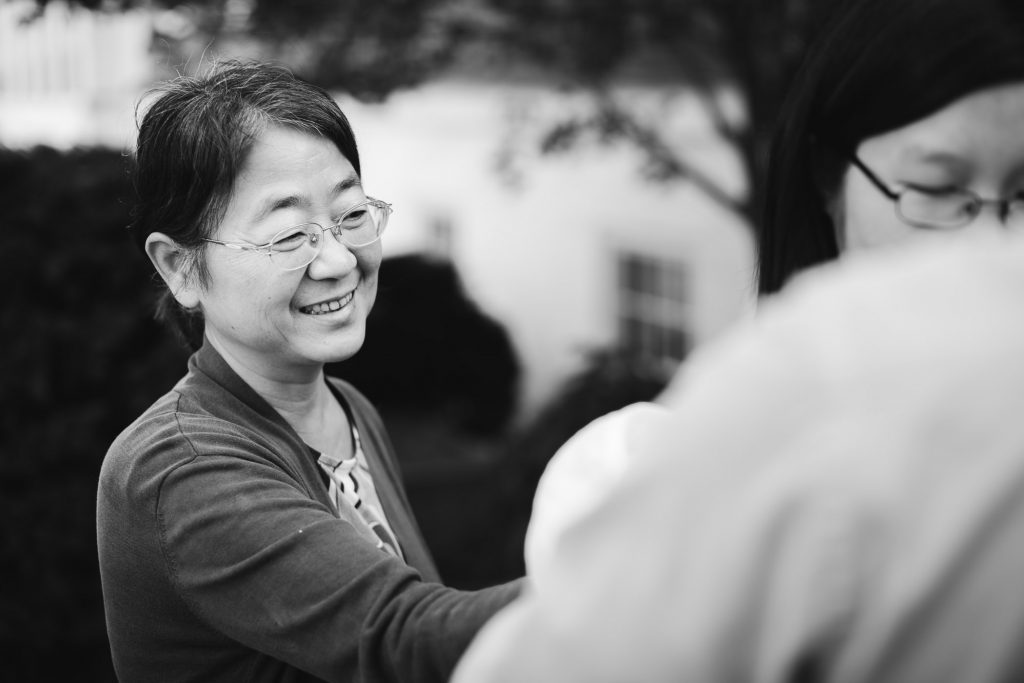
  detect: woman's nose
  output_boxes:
[306,229,357,278]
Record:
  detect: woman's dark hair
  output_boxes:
[129,59,361,348]
[758,0,1024,295]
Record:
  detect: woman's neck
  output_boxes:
[205,333,346,449]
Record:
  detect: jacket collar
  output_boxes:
[188,338,295,429]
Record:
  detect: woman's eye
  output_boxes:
[340,209,368,226]
[906,184,961,197]
[270,230,308,251]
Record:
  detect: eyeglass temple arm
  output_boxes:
[847,154,900,200]
[202,238,266,252]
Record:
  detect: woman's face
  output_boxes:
[834,81,1024,250]
[195,125,381,379]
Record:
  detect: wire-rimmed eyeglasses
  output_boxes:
[202,197,392,271]
[848,154,1024,230]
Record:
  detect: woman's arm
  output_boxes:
[157,449,521,683]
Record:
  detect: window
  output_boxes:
[617,252,688,374]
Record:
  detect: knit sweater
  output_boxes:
[98,342,520,683]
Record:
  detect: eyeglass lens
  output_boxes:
[268,202,388,270]
[898,190,1024,230]
[898,191,978,228]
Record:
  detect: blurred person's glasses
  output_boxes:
[202,197,392,271]
[848,154,1024,230]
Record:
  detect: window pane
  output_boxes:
[617,251,688,371]
[664,264,686,303]
[622,316,643,355]
[621,255,643,293]
[638,260,657,295]
[648,322,664,361]
[666,327,686,361]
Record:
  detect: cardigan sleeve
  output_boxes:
[154,432,521,683]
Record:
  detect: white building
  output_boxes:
[0,1,756,417]
[341,83,756,415]
[0,0,152,149]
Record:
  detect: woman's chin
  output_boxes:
[314,333,366,365]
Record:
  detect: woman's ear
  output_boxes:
[144,233,201,309]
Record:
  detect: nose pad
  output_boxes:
[306,226,357,276]
[996,200,1012,224]
[968,202,1010,234]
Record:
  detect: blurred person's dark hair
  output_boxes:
[758,0,1024,295]
[129,60,360,348]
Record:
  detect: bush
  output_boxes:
[329,253,520,438]
[0,146,187,681]
[484,348,670,580]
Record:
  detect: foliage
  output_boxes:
[379,347,670,589]
[242,0,480,101]
[483,348,670,579]
[146,0,497,101]
[329,253,519,437]
[483,0,836,225]
[0,145,187,680]
[35,0,838,229]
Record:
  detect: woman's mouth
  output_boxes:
[299,291,355,315]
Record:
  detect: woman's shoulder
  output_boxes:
[101,375,306,500]
[99,386,198,512]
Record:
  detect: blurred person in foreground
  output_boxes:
[453,228,1024,683]
[450,0,1024,680]
[96,61,520,683]
[516,0,1024,603]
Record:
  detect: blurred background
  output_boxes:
[0,0,831,678]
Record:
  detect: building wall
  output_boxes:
[340,82,756,415]
[0,0,152,149]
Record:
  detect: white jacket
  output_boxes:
[455,233,1024,683]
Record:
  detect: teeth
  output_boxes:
[302,292,353,315]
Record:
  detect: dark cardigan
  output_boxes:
[98,342,521,683]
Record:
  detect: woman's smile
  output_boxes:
[187,125,382,369]
[299,290,356,316]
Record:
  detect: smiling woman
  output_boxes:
[96,60,521,683]
[147,125,383,370]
